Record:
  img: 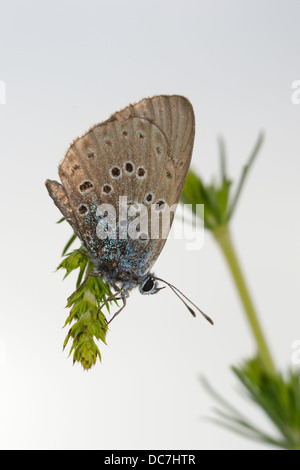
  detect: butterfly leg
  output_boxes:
[106,294,127,325]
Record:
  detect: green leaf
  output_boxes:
[181,131,264,230]
[202,356,300,449]
[181,170,216,230]
[227,131,264,219]
[218,136,227,183]
[62,233,77,256]
[57,249,87,279]
[217,180,232,220]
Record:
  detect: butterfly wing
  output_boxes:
[111,95,195,275]
[113,94,195,201]
[46,95,195,283]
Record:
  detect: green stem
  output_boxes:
[212,224,277,377]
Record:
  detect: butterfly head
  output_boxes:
[139,275,163,295]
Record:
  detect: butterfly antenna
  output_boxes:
[155,278,214,325]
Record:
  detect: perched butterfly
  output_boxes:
[46,95,213,325]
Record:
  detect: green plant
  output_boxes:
[181,133,300,449]
[56,234,116,370]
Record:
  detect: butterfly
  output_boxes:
[46,95,213,325]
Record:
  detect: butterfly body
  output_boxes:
[93,237,156,293]
[46,95,195,300]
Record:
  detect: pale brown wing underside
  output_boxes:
[46,95,195,276]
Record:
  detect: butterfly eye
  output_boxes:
[139,277,157,295]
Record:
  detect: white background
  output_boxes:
[0,0,299,450]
